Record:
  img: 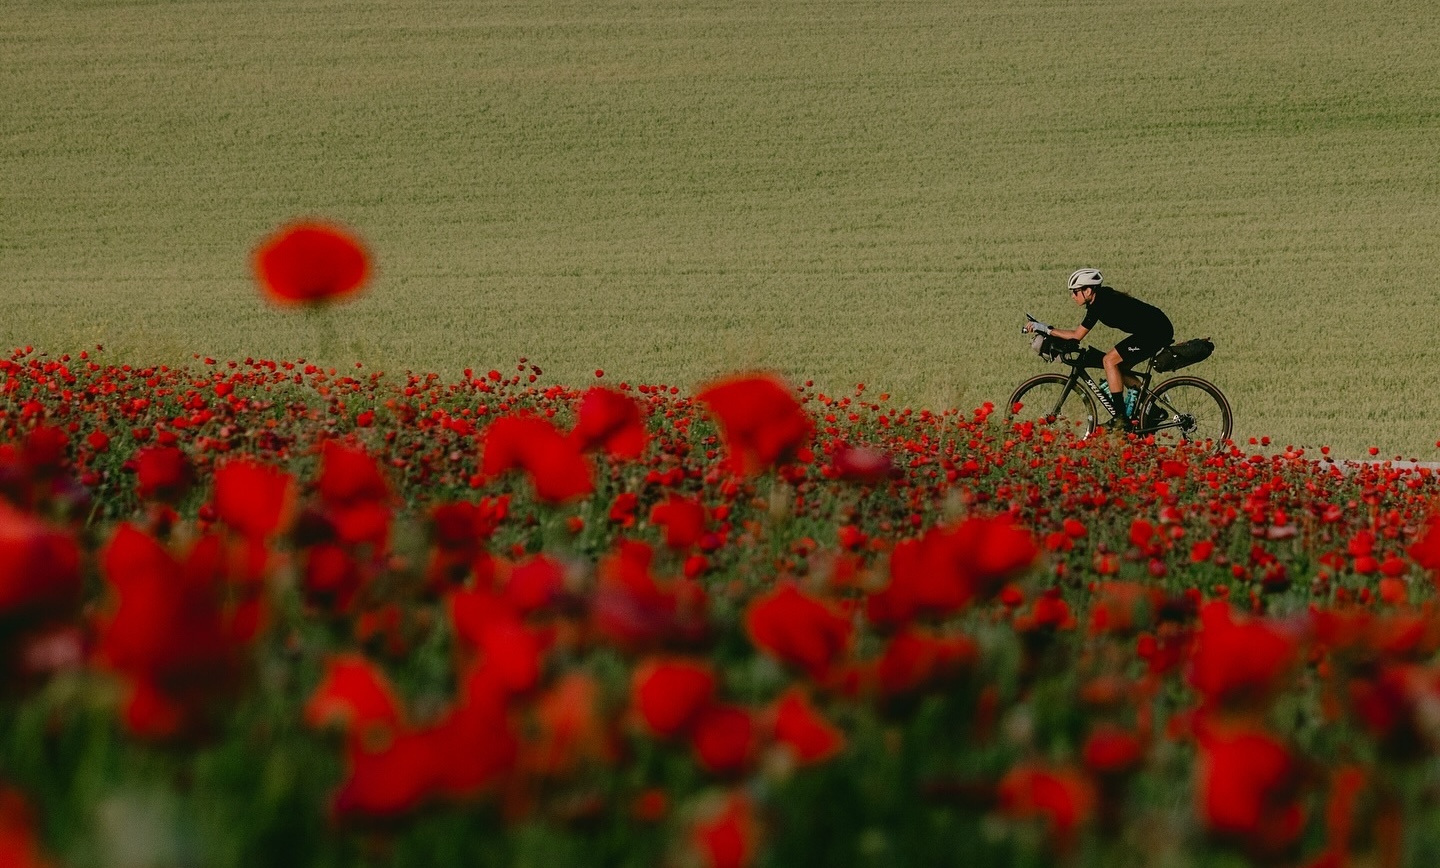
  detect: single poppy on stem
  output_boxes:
[253,221,370,307]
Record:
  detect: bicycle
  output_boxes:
[1005,319,1233,448]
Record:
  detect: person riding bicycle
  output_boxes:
[1024,269,1174,429]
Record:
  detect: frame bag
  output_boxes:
[1152,338,1214,373]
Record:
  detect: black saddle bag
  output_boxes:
[1152,338,1214,372]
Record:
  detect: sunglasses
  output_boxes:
[1070,288,1089,295]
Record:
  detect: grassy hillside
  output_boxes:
[3,0,1438,455]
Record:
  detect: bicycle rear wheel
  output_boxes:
[1139,376,1232,448]
[1005,373,1097,439]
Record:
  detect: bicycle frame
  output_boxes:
[1044,354,1192,436]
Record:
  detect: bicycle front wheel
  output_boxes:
[1140,376,1232,448]
[1005,373,1097,439]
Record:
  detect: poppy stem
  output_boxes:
[306,306,337,367]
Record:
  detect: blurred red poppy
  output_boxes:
[304,653,406,744]
[318,440,390,507]
[525,673,616,776]
[830,442,894,483]
[868,516,1038,625]
[1188,602,1298,708]
[631,657,716,739]
[1195,725,1305,853]
[690,791,759,868]
[133,446,192,502]
[875,628,978,698]
[696,374,813,476]
[331,729,438,818]
[213,457,295,540]
[594,541,708,649]
[96,526,253,738]
[745,582,852,681]
[650,494,708,550]
[253,222,370,307]
[0,788,56,868]
[690,703,758,774]
[503,555,566,614]
[570,386,648,459]
[482,415,594,504]
[1082,725,1146,776]
[772,688,845,764]
[997,764,1096,845]
[0,503,82,630]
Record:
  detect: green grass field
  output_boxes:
[3,0,1439,456]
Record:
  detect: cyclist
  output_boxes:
[1025,269,1174,429]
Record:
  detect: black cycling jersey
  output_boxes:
[1080,286,1172,336]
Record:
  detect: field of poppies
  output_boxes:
[5,329,1440,867]
[5,225,1440,868]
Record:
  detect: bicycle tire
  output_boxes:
[1139,376,1233,449]
[1005,373,1097,439]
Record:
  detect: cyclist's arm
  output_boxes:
[1048,325,1090,341]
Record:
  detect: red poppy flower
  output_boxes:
[631,657,716,739]
[525,673,615,776]
[830,443,894,483]
[1087,582,1161,636]
[20,425,68,474]
[875,628,978,698]
[423,688,519,799]
[318,440,389,507]
[304,653,406,743]
[302,543,365,612]
[430,496,509,553]
[690,704,758,774]
[96,526,253,737]
[772,688,845,764]
[1188,602,1298,708]
[868,516,1038,625]
[1082,725,1145,776]
[1408,514,1440,583]
[696,374,813,476]
[593,541,708,650]
[649,494,708,550]
[569,386,648,459]
[1195,726,1305,852]
[690,791,759,868]
[447,589,544,695]
[0,502,82,629]
[133,446,192,502]
[331,729,438,818]
[997,764,1096,844]
[744,582,852,681]
[212,457,295,540]
[503,555,566,614]
[0,788,56,868]
[482,415,594,504]
[253,221,370,306]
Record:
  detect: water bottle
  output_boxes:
[1124,387,1138,417]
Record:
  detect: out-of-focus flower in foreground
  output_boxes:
[696,374,812,477]
[253,221,370,307]
[0,788,55,868]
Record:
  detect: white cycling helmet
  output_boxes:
[1067,268,1103,291]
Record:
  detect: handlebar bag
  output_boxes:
[1033,336,1107,369]
[1152,338,1214,372]
[1033,335,1078,362]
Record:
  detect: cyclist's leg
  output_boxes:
[1116,332,1171,375]
[1113,332,1172,423]
[1101,348,1129,424]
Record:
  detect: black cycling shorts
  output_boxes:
[1116,330,1174,368]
